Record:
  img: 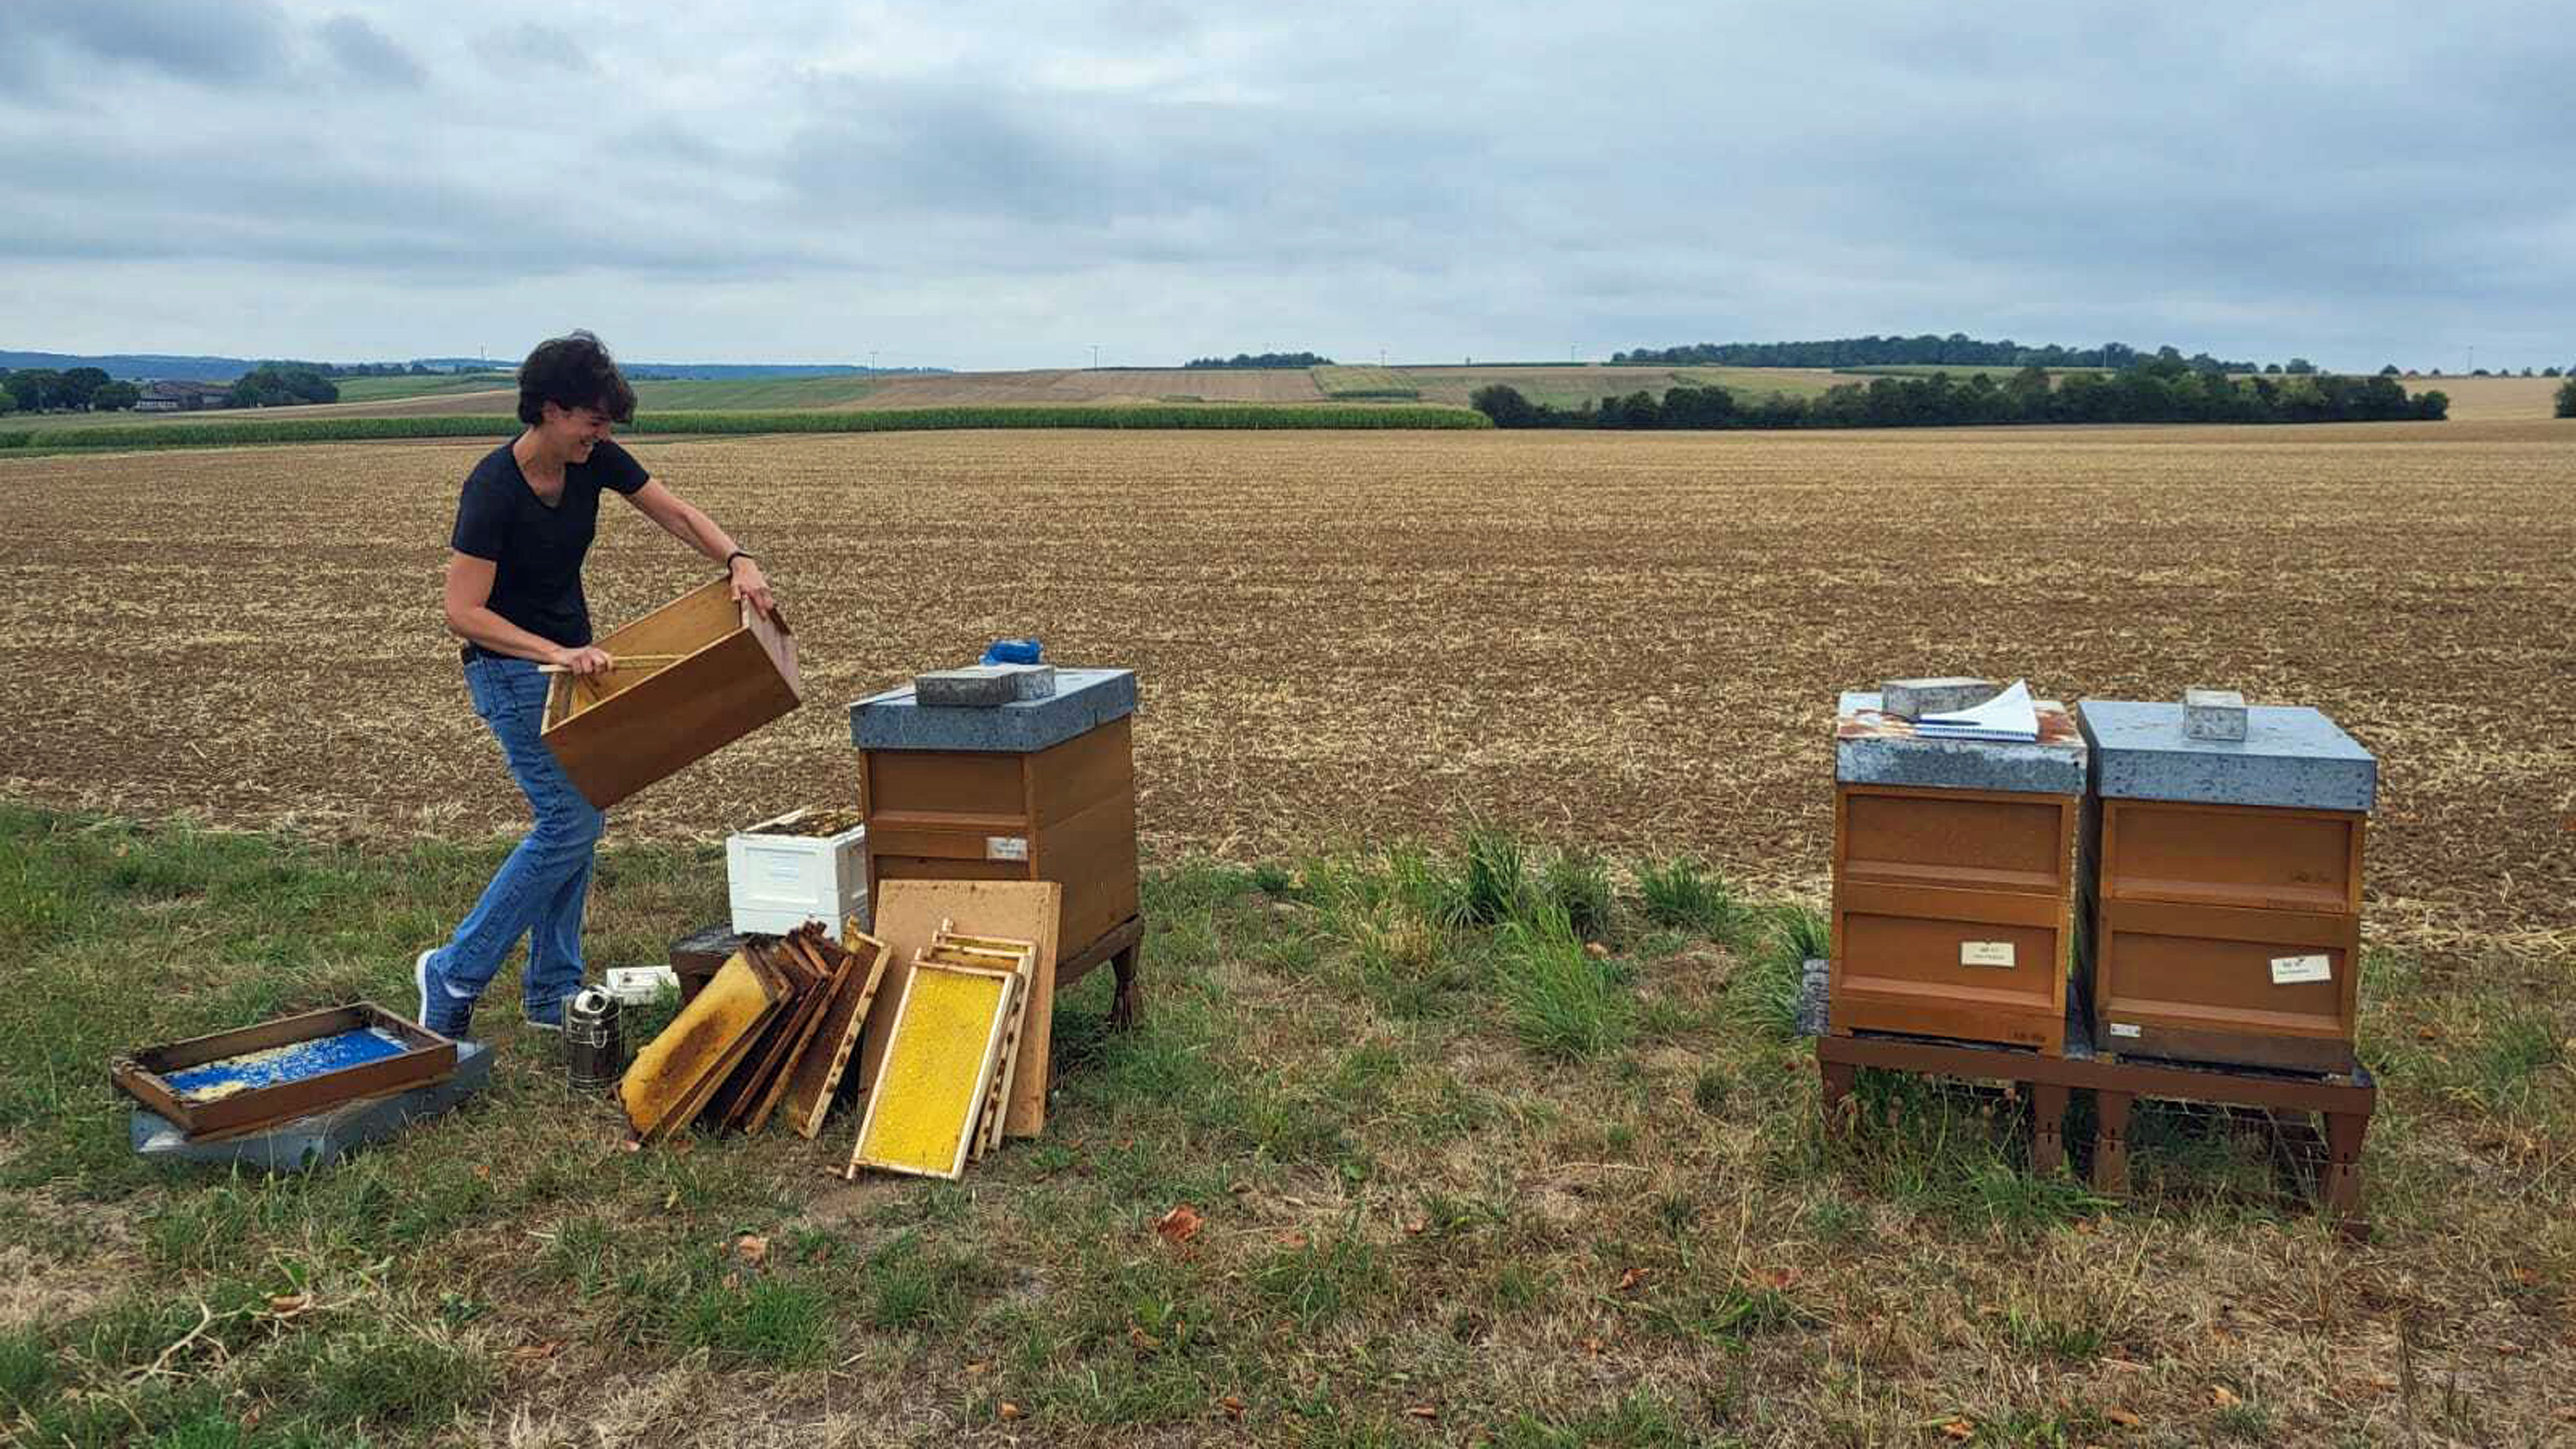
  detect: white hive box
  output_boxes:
[727,810,869,939]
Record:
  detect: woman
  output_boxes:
[415,331,775,1037]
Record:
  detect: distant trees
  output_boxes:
[1185,352,1333,370]
[2557,376,2576,418]
[227,365,339,408]
[2,370,58,412]
[1470,358,2449,432]
[1610,332,2263,374]
[91,381,140,411]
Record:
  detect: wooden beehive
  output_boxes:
[1828,692,2088,1054]
[2076,701,2375,1074]
[541,577,800,810]
[849,669,1140,962]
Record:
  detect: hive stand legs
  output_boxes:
[2092,1090,2135,1195]
[2323,1109,2371,1238]
[1817,1059,1858,1138]
[1109,936,1143,1029]
[2029,1082,2069,1175]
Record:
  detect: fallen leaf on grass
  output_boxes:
[1751,1267,1799,1291]
[1582,1336,1605,1356]
[1404,1216,1428,1236]
[1939,1418,1975,1441]
[2210,1386,2241,1407]
[1218,1395,1246,1420]
[266,1294,312,1318]
[2104,1407,2142,1428]
[2358,1373,2398,1393]
[1155,1204,1204,1245]
[734,1234,769,1267]
[1405,1405,1438,1421]
[998,1402,1024,1421]
[965,1360,991,1377]
[1584,942,1610,959]
[1617,1267,1647,1293]
[2102,1358,2147,1373]
[509,1340,564,1363]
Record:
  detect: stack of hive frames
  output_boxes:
[846,922,1037,1180]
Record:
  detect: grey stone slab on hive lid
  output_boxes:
[2078,699,2375,812]
[1881,676,1999,719]
[851,667,1136,753]
[1835,691,2087,796]
[2183,688,2247,741]
[914,664,1058,708]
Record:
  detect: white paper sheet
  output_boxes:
[1912,679,2039,742]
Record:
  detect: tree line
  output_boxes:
[1472,360,2449,431]
[0,364,339,414]
[1613,333,2275,374]
[1185,352,1333,369]
[2559,376,2576,418]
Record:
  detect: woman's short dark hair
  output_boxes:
[517,331,637,426]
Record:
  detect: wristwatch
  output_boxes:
[725,549,755,571]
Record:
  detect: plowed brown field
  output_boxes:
[5,420,2569,951]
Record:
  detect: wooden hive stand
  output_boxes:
[1801,960,2378,1236]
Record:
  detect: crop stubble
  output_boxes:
[1,421,2568,952]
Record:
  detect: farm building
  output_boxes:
[133,379,234,412]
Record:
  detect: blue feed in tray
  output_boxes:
[164,1026,413,1102]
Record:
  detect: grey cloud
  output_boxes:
[2,1,2572,368]
[317,14,427,88]
[490,22,599,74]
[0,0,290,91]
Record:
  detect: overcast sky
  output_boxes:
[3,1,2567,372]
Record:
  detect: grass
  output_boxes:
[1,804,2568,1444]
[0,403,1489,453]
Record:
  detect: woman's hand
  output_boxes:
[729,556,777,618]
[555,645,614,678]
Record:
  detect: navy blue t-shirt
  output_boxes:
[449,438,651,648]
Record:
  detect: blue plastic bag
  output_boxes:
[981,637,1043,665]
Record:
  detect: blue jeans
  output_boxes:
[430,655,604,1016]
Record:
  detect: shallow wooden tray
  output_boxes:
[111,1002,458,1140]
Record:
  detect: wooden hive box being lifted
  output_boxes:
[847,667,1139,964]
[543,577,801,810]
[1829,690,2088,1054]
[2076,700,2375,1074]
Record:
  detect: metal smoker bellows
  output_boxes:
[564,988,624,1092]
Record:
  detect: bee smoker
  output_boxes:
[564,987,625,1092]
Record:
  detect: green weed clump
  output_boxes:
[1493,902,1635,1061]
[1540,849,1615,942]
[1634,857,1750,943]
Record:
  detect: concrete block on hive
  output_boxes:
[1880,677,1999,719]
[2184,688,2249,741]
[914,665,1059,708]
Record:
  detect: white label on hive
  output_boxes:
[1959,941,2016,969]
[2109,1022,2142,1039]
[985,836,1030,862]
[2270,953,2332,985]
